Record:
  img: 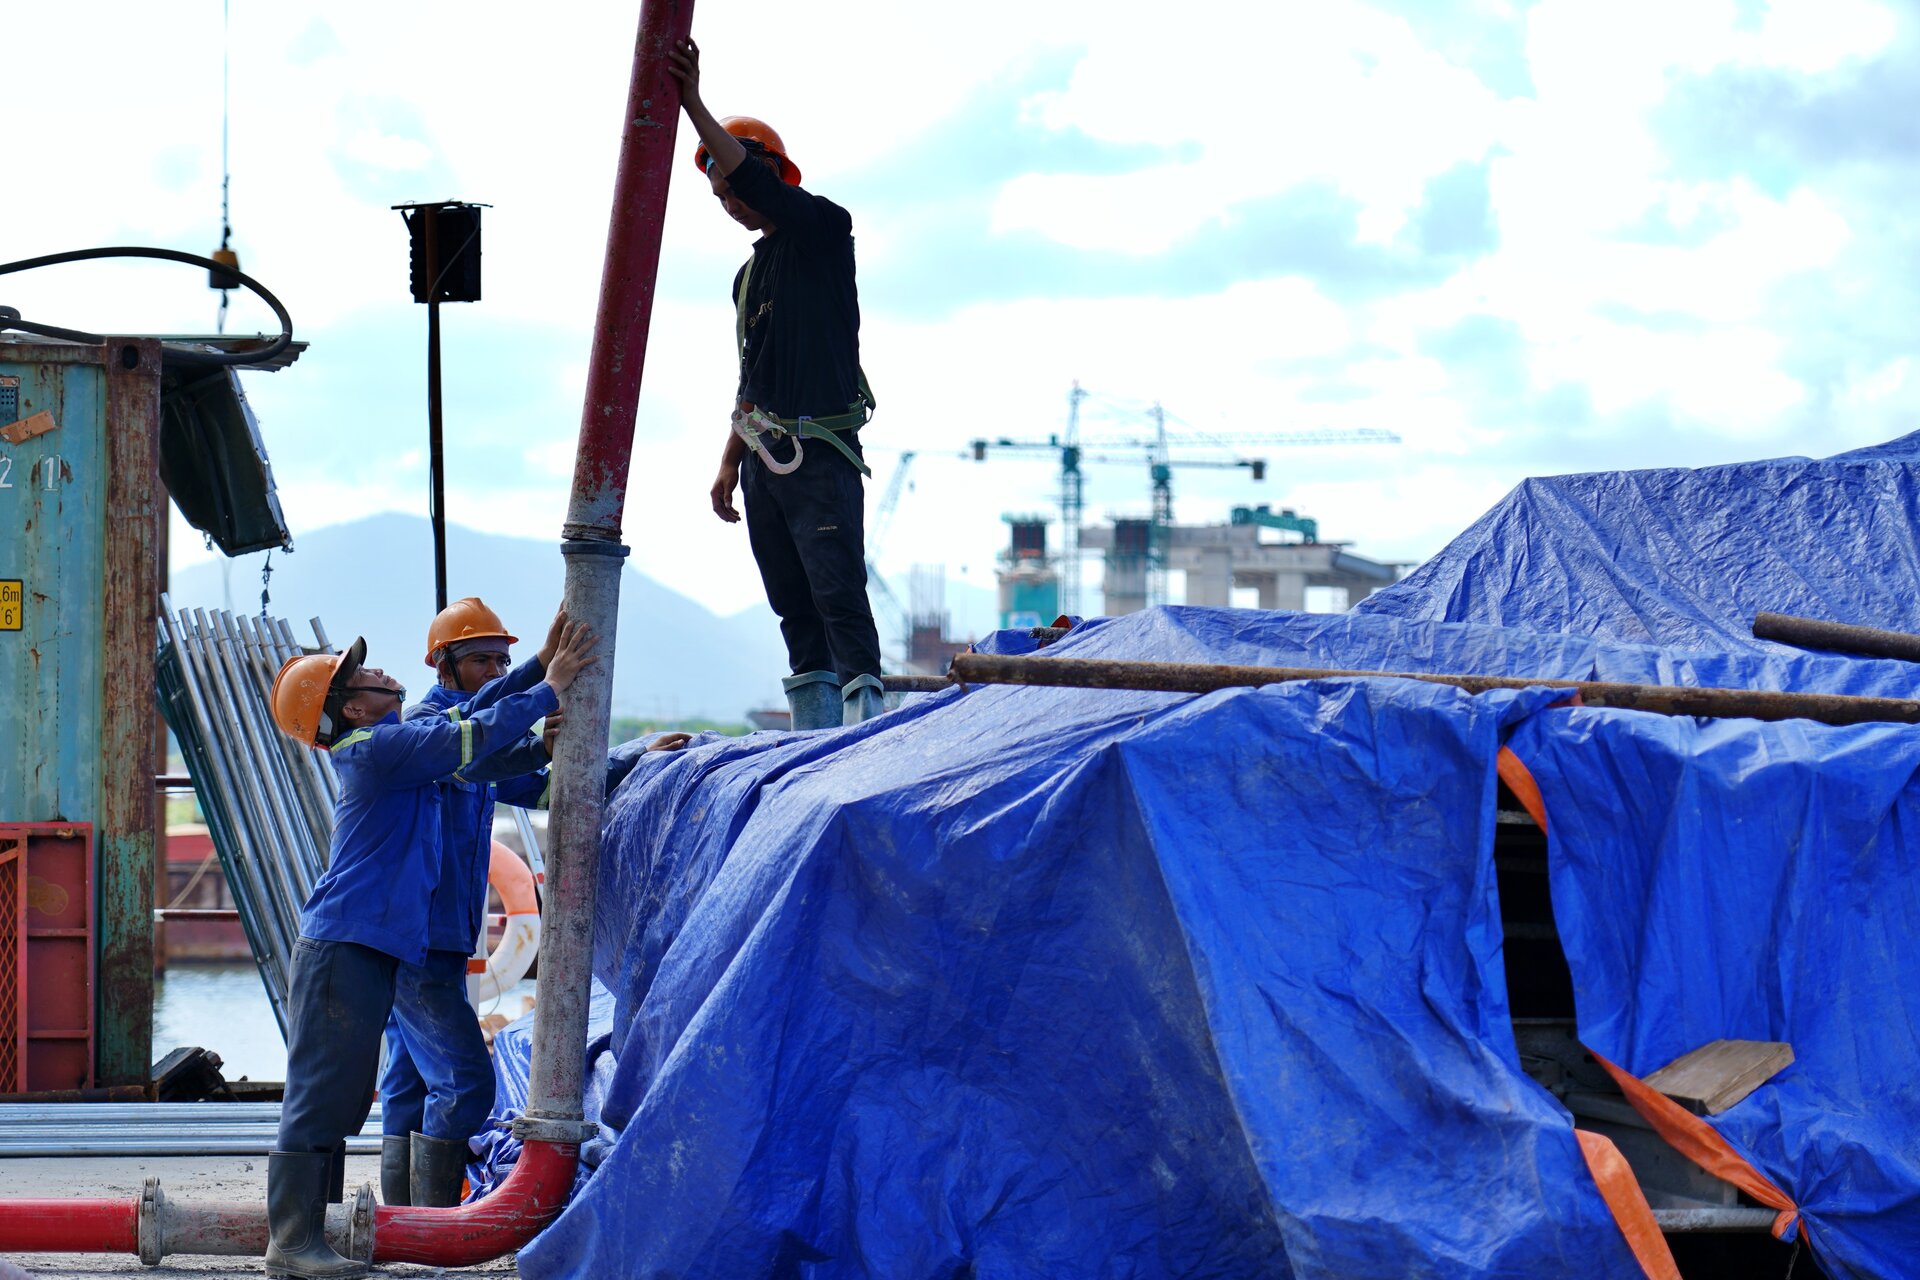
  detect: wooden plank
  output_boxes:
[1644,1039,1794,1115]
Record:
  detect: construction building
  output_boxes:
[998,506,1400,626]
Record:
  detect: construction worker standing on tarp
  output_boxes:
[670,37,887,731]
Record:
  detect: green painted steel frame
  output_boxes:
[0,338,159,1085]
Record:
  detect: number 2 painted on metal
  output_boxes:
[0,455,10,489]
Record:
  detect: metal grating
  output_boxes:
[0,377,17,424]
[0,837,20,1091]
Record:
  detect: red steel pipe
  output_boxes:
[0,1199,138,1254]
[0,0,688,1261]
[564,0,695,541]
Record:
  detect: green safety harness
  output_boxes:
[730,252,875,477]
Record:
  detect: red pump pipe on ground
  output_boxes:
[0,0,690,1263]
[0,1200,137,1254]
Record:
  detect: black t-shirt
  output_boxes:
[726,156,864,421]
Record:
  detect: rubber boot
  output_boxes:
[379,1134,411,1206]
[782,670,841,731]
[409,1131,469,1209]
[325,1141,346,1204]
[841,673,885,726]
[264,1150,366,1279]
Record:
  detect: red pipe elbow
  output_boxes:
[371,1139,579,1265]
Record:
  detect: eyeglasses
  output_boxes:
[340,684,406,701]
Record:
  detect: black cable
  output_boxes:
[0,246,294,367]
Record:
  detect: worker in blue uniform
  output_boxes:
[378,599,691,1209]
[264,618,596,1279]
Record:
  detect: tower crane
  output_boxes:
[864,451,916,662]
[969,389,1400,611]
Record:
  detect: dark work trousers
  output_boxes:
[378,950,495,1143]
[277,937,398,1154]
[741,433,883,685]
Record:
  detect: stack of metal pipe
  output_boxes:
[155,600,344,1035]
[0,1102,381,1157]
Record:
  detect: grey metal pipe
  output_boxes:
[169,610,297,1004]
[0,1138,381,1158]
[198,608,313,929]
[520,546,622,1135]
[1651,1207,1780,1233]
[213,611,324,895]
[141,1182,375,1265]
[275,617,341,805]
[158,602,293,1014]
[187,608,307,957]
[238,614,333,846]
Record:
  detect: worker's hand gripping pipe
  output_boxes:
[0,0,691,1262]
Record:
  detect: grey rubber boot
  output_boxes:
[841,674,885,726]
[264,1150,366,1278]
[409,1131,469,1209]
[379,1134,411,1206]
[324,1141,346,1204]
[782,670,842,731]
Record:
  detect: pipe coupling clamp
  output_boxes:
[557,538,632,558]
[512,1111,600,1144]
[138,1177,164,1266]
[347,1181,376,1262]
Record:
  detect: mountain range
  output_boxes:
[167,513,997,721]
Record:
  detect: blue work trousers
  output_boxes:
[277,937,397,1155]
[377,949,495,1143]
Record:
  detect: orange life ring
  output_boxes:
[468,840,541,1003]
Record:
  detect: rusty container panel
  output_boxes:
[98,340,159,1082]
[0,832,23,1090]
[0,340,157,1085]
[0,823,96,1090]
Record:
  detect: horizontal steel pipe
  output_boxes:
[946,653,1920,727]
[1753,610,1920,663]
[1651,1207,1780,1233]
[881,675,949,694]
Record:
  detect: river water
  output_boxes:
[152,963,536,1083]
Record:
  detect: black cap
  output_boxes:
[331,635,368,690]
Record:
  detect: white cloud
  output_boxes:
[999,0,1505,251]
[12,0,1920,632]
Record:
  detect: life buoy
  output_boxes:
[468,840,541,1003]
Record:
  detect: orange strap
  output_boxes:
[1592,1054,1800,1240]
[1576,1130,1681,1280]
[1498,743,1805,1245]
[1496,746,1549,828]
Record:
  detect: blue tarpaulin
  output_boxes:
[477,436,1920,1279]
[1510,710,1920,1280]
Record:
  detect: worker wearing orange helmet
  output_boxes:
[669,38,887,730]
[377,600,689,1209]
[261,617,596,1278]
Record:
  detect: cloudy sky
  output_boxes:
[7,0,1918,623]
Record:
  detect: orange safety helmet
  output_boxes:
[425,597,518,668]
[694,115,802,186]
[271,636,367,748]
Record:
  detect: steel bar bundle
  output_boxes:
[0,1103,381,1158]
[155,600,346,1035]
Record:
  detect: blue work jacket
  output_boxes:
[300,679,559,965]
[404,659,554,954]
